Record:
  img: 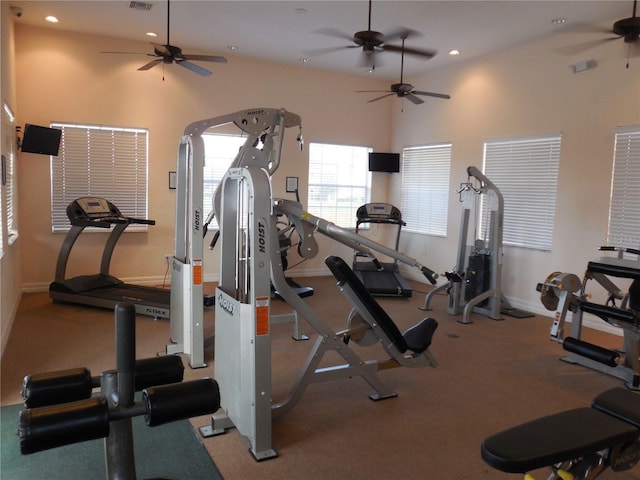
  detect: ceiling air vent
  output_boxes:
[129,1,153,11]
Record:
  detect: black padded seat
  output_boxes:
[325,255,437,354]
[481,407,639,473]
[588,261,640,280]
[593,388,640,428]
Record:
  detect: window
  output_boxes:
[608,126,640,248]
[482,133,561,251]
[50,123,148,232]
[2,102,17,250]
[401,143,452,236]
[307,142,371,229]
[202,133,246,229]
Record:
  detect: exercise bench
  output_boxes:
[481,387,640,479]
[325,255,438,370]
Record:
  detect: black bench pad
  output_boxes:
[593,388,640,428]
[588,261,640,280]
[481,407,638,473]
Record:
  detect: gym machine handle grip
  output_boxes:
[599,245,640,256]
[372,258,383,271]
[421,266,438,285]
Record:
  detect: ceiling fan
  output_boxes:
[308,0,436,70]
[357,35,450,105]
[103,0,227,77]
[556,0,640,64]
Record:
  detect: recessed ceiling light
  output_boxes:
[45,16,59,23]
[449,49,460,56]
[551,18,567,25]
[299,57,309,64]
[146,32,158,37]
[227,45,238,51]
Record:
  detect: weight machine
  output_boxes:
[422,166,513,323]
[167,108,306,368]
[538,246,640,389]
[170,107,440,460]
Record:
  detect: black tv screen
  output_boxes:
[21,124,62,156]
[368,152,400,173]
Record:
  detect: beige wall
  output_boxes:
[15,24,393,292]
[1,2,22,355]
[391,28,640,314]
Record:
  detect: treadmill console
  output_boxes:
[66,197,154,228]
[356,203,403,224]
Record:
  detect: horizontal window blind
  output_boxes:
[401,143,451,236]
[308,142,371,229]
[608,126,640,249]
[482,134,561,251]
[50,123,148,232]
[3,102,17,248]
[202,133,246,229]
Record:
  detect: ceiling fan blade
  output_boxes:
[176,60,212,76]
[356,90,392,93]
[382,27,421,43]
[181,54,228,63]
[313,28,357,43]
[366,93,395,103]
[412,90,451,100]
[553,36,621,56]
[405,93,425,105]
[102,51,149,55]
[138,59,162,71]
[303,45,358,57]
[383,43,437,59]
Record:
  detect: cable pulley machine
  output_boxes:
[422,166,513,323]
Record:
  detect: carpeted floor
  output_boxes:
[2,275,640,479]
[1,402,222,480]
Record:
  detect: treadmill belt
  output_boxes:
[357,270,411,297]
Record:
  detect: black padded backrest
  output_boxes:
[325,255,408,353]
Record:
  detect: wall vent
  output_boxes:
[129,1,153,11]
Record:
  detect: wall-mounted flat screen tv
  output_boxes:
[368,152,400,173]
[21,124,62,156]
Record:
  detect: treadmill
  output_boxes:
[49,197,171,319]
[353,203,412,297]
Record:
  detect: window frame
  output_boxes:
[307,142,372,229]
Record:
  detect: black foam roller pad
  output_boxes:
[18,397,110,454]
[22,368,93,408]
[563,337,620,367]
[134,355,184,391]
[143,378,221,427]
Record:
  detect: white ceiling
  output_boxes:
[9,0,638,80]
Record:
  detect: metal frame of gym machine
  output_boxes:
[169,107,440,460]
[422,166,512,324]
